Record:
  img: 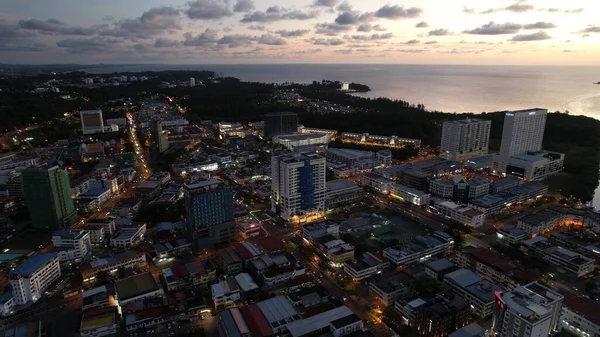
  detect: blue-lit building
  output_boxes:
[184,179,235,251]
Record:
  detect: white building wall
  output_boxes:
[497,109,547,172]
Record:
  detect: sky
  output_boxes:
[0,0,599,65]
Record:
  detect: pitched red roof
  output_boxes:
[240,304,272,337]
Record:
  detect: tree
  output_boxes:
[96,270,109,283]
[413,275,443,299]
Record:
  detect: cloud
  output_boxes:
[234,0,254,12]
[309,37,345,45]
[336,2,352,12]
[415,21,428,28]
[505,1,534,13]
[186,0,233,20]
[217,34,254,47]
[56,36,122,54]
[580,26,600,33]
[241,6,318,23]
[106,7,182,39]
[276,29,310,37]
[0,20,48,52]
[258,34,287,45]
[404,39,419,44]
[248,25,265,31]
[102,16,114,22]
[348,33,393,41]
[563,49,572,52]
[523,22,556,29]
[313,0,338,7]
[543,8,583,13]
[465,22,522,35]
[374,5,422,19]
[314,22,352,35]
[428,29,450,36]
[357,24,372,32]
[511,31,551,41]
[463,7,475,14]
[183,29,219,46]
[334,11,372,25]
[154,38,179,48]
[424,41,437,45]
[18,18,101,36]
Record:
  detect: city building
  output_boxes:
[493,282,564,337]
[340,132,421,149]
[440,119,491,161]
[314,236,355,267]
[115,272,163,306]
[212,277,242,309]
[257,296,302,334]
[21,166,78,230]
[388,183,431,206]
[162,260,217,292]
[516,210,560,236]
[429,176,490,202]
[444,269,504,318]
[395,294,471,337]
[82,286,111,311]
[521,238,595,278]
[343,252,390,281]
[237,221,262,240]
[184,179,235,250]
[436,201,485,228]
[0,292,14,316]
[341,82,350,91]
[361,173,393,194]
[303,221,340,242]
[218,308,252,337]
[496,226,528,246]
[325,179,362,210]
[80,110,105,135]
[368,271,414,306]
[425,258,459,281]
[273,133,330,150]
[264,112,299,140]
[214,247,243,275]
[190,77,196,87]
[80,251,147,283]
[150,120,169,158]
[383,232,454,266]
[285,306,357,337]
[51,229,92,263]
[503,151,565,181]
[449,323,486,337]
[83,224,105,245]
[559,295,600,337]
[9,253,61,305]
[80,306,119,337]
[271,153,326,222]
[376,149,393,167]
[109,223,147,248]
[299,127,338,140]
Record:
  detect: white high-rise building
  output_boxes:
[84,78,93,85]
[9,253,61,305]
[271,153,326,222]
[190,77,196,87]
[440,119,491,161]
[493,282,564,337]
[497,109,547,173]
[51,229,92,262]
[341,82,350,91]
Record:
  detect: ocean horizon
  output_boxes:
[84,63,600,119]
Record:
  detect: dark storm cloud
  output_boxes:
[258,34,287,45]
[415,21,428,28]
[374,5,422,19]
[182,29,219,46]
[309,37,345,45]
[428,29,450,36]
[276,29,310,37]
[234,0,255,12]
[314,22,352,36]
[523,22,556,29]
[241,6,318,23]
[465,22,522,35]
[510,31,551,41]
[18,18,101,36]
[186,0,233,20]
[0,20,49,51]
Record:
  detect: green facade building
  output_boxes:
[21,166,78,230]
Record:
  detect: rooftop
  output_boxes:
[448,323,485,337]
[426,258,456,272]
[465,279,503,302]
[330,313,362,329]
[257,296,301,328]
[327,148,373,159]
[115,272,160,301]
[240,304,273,337]
[9,253,57,277]
[519,210,558,226]
[326,179,358,191]
[444,269,481,288]
[285,306,353,337]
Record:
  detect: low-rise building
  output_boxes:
[503,151,564,181]
[443,269,503,318]
[0,292,14,316]
[314,236,355,267]
[303,221,340,242]
[162,260,216,292]
[211,277,242,309]
[361,173,393,194]
[115,272,164,306]
[257,296,302,334]
[383,232,454,266]
[9,253,61,305]
[522,238,595,278]
[82,286,111,310]
[388,183,430,206]
[51,229,92,263]
[425,258,459,281]
[395,294,470,337]
[517,210,560,235]
[81,251,147,283]
[237,221,262,240]
[83,224,105,245]
[284,306,355,337]
[325,179,362,210]
[80,306,119,337]
[344,252,390,281]
[214,247,243,275]
[496,226,527,246]
[368,272,414,306]
[110,223,146,248]
[560,295,600,337]
[436,201,485,228]
[449,323,486,337]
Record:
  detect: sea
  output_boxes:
[84,63,600,208]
